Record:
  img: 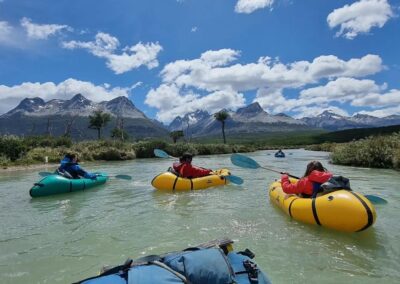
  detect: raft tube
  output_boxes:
[75,238,271,284]
[30,173,108,197]
[268,179,376,232]
[151,169,230,191]
[274,152,285,158]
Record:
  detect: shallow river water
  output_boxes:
[0,149,399,283]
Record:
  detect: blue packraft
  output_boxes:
[75,239,271,284]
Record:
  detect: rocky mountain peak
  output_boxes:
[5,97,46,116]
[169,109,211,131]
[106,96,135,108]
[318,110,344,119]
[104,96,146,119]
[17,97,46,111]
[275,113,290,118]
[236,102,264,115]
[64,94,93,109]
[352,113,376,119]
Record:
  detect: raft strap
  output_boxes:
[242,259,259,283]
[150,260,189,283]
[238,248,255,259]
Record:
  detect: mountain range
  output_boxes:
[300,110,400,131]
[0,94,167,139]
[169,102,310,138]
[1,94,399,140]
[168,103,400,136]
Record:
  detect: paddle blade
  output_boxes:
[225,175,244,185]
[114,174,132,180]
[154,149,170,158]
[365,195,387,205]
[39,172,52,177]
[231,154,260,169]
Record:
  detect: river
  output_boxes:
[0,149,399,283]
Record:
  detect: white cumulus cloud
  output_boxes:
[20,17,72,40]
[146,49,387,122]
[0,78,136,114]
[235,0,274,14]
[0,21,12,42]
[62,32,163,74]
[327,0,394,39]
[145,83,245,122]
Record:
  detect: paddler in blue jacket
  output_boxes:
[58,153,97,179]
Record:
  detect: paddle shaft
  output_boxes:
[259,166,300,179]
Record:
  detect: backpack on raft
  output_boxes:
[321,176,351,192]
[311,175,352,198]
[75,238,271,284]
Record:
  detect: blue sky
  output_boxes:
[0,0,399,123]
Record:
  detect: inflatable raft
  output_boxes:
[268,179,376,232]
[151,169,230,191]
[30,173,108,197]
[274,152,285,158]
[75,238,271,284]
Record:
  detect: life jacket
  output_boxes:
[75,240,271,284]
[172,162,211,179]
[281,171,333,196]
[58,157,91,179]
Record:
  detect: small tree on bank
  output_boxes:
[170,130,184,143]
[89,110,111,139]
[111,117,128,141]
[214,110,229,144]
[111,128,129,141]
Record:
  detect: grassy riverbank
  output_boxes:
[1,130,399,170]
[330,132,400,169]
[0,135,259,168]
[305,132,400,170]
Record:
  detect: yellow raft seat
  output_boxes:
[268,179,376,232]
[152,169,230,191]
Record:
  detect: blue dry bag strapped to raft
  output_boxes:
[75,238,271,284]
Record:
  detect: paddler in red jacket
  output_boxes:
[173,153,212,179]
[281,161,333,198]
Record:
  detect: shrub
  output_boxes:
[92,148,135,161]
[133,140,167,158]
[24,147,64,163]
[304,143,337,152]
[0,136,26,161]
[330,133,400,169]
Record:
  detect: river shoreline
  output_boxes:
[0,163,59,172]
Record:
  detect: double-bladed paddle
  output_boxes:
[38,172,132,180]
[230,153,386,205]
[153,149,243,185]
[230,153,300,179]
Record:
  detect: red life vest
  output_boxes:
[172,162,212,178]
[281,170,333,196]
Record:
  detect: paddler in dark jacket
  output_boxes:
[58,153,97,179]
[173,153,212,179]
